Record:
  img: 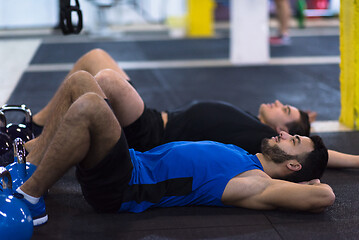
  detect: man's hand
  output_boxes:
[299,179,321,185]
[305,110,317,123]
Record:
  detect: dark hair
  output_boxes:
[285,110,310,137]
[284,135,328,183]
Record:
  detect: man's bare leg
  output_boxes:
[27,71,106,165]
[32,49,132,127]
[274,0,291,36]
[95,69,144,127]
[66,48,130,81]
[33,70,105,127]
[21,93,121,197]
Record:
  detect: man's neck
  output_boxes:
[257,114,265,124]
[256,153,285,179]
[257,115,276,131]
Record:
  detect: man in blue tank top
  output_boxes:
[13,93,334,225]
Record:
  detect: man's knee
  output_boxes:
[69,93,106,121]
[65,93,120,137]
[95,69,125,86]
[85,48,108,60]
[66,70,96,89]
[77,92,105,109]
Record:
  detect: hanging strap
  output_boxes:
[60,0,83,35]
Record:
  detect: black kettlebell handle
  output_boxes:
[0,104,32,129]
[0,167,12,190]
[0,111,6,132]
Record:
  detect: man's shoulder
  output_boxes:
[232,169,269,179]
[222,169,271,204]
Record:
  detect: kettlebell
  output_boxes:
[0,111,13,167]
[0,111,11,156]
[0,131,12,167]
[5,138,36,191]
[0,167,33,240]
[0,110,6,133]
[0,104,34,143]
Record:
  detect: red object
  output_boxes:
[306,0,328,10]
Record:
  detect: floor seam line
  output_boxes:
[264,215,286,240]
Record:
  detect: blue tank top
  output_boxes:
[119,141,263,213]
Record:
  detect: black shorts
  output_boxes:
[123,106,164,152]
[75,133,133,212]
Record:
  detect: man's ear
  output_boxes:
[286,160,302,172]
[275,125,289,134]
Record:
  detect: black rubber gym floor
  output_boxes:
[31,35,339,64]
[7,32,359,239]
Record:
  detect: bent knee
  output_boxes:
[65,93,108,123]
[63,93,110,132]
[66,70,95,88]
[86,48,108,59]
[95,69,127,87]
[95,69,117,81]
[78,92,105,105]
[73,93,106,114]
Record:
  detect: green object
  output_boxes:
[296,0,306,28]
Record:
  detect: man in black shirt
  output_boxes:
[27,49,359,169]
[125,100,278,154]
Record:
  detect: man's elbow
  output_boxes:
[311,189,336,212]
[327,190,336,205]
[322,185,336,206]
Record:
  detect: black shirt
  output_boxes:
[164,101,277,154]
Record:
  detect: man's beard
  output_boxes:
[261,138,296,164]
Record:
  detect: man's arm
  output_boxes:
[222,172,335,212]
[327,150,359,168]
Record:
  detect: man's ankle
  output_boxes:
[16,187,40,204]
